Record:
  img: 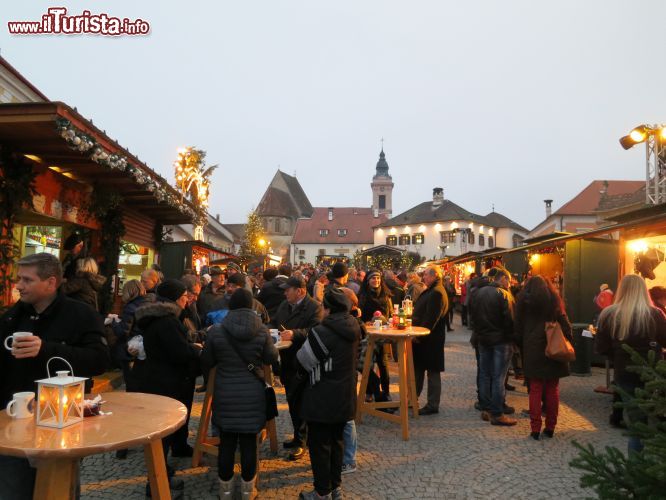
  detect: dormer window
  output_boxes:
[319,229,329,237]
[337,229,347,237]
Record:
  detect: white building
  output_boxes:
[373,188,528,261]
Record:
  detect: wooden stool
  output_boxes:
[355,326,429,441]
[192,367,278,468]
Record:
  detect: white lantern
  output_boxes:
[402,295,413,317]
[35,357,87,429]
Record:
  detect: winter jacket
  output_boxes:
[197,282,226,318]
[386,279,405,306]
[595,307,666,387]
[271,294,324,381]
[358,289,393,322]
[412,278,449,372]
[406,281,427,302]
[471,283,515,347]
[110,295,148,363]
[514,306,572,380]
[300,312,361,424]
[257,276,288,318]
[60,271,106,311]
[131,300,201,404]
[201,308,278,433]
[0,293,109,407]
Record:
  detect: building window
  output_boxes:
[399,235,411,246]
[412,233,424,245]
[468,231,475,245]
[319,229,329,237]
[338,229,347,237]
[386,235,397,246]
[318,249,326,255]
[299,249,305,256]
[378,195,386,209]
[479,234,485,247]
[274,218,281,233]
[488,236,494,248]
[440,231,456,243]
[512,234,523,247]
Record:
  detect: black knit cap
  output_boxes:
[323,287,351,313]
[227,273,246,287]
[229,288,253,310]
[63,232,83,251]
[331,262,348,279]
[156,279,187,302]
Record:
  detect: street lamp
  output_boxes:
[619,124,666,204]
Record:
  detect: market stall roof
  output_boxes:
[358,244,406,256]
[0,101,195,224]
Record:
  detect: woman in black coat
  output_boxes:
[60,257,106,311]
[358,269,393,402]
[514,275,572,440]
[201,289,278,499]
[298,288,361,500]
[411,265,448,415]
[132,279,202,493]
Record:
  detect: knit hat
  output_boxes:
[227,262,242,273]
[227,273,246,287]
[156,279,187,302]
[63,232,83,251]
[599,283,609,292]
[209,266,223,276]
[229,288,253,310]
[331,262,348,279]
[323,287,351,313]
[366,270,381,281]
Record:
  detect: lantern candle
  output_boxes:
[402,296,413,318]
[36,357,87,429]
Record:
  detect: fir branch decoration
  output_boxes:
[0,147,37,305]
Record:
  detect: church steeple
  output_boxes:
[370,146,394,217]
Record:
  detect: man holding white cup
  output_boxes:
[0,252,109,499]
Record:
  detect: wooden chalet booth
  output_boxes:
[0,102,196,310]
[159,240,236,279]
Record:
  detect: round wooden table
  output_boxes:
[356,326,430,441]
[0,392,186,500]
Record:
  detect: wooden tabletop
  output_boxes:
[0,392,186,460]
[365,325,430,339]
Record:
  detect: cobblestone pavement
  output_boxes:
[81,317,626,499]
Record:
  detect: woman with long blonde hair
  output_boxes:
[596,274,666,452]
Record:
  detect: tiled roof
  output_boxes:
[256,187,300,218]
[292,207,388,244]
[222,223,246,242]
[279,171,313,217]
[483,212,528,232]
[375,200,527,231]
[554,180,644,215]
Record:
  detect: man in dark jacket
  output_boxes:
[299,287,361,500]
[471,267,517,426]
[273,276,324,460]
[197,266,226,318]
[0,253,109,499]
[257,265,290,318]
[411,265,448,415]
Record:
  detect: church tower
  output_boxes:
[371,148,394,216]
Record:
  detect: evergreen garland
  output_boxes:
[84,187,125,314]
[570,345,666,499]
[0,147,37,306]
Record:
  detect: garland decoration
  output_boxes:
[0,147,37,306]
[84,187,126,314]
[55,118,197,222]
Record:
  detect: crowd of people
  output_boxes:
[1,243,665,499]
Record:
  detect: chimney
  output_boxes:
[215,213,220,221]
[432,187,444,208]
[328,207,334,221]
[544,199,553,218]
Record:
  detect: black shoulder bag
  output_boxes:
[222,329,278,421]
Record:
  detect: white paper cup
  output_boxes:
[269,329,280,344]
[4,331,32,351]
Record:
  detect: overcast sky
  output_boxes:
[2,1,663,229]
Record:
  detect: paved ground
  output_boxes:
[81,317,626,499]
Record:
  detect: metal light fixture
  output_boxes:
[619,124,666,204]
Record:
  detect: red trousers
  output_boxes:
[529,378,559,433]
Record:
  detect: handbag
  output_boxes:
[544,320,576,363]
[223,329,279,421]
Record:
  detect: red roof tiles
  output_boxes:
[292,207,388,244]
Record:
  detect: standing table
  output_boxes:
[0,392,187,500]
[355,326,430,440]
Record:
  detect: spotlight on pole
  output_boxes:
[619,125,650,150]
[619,123,666,204]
